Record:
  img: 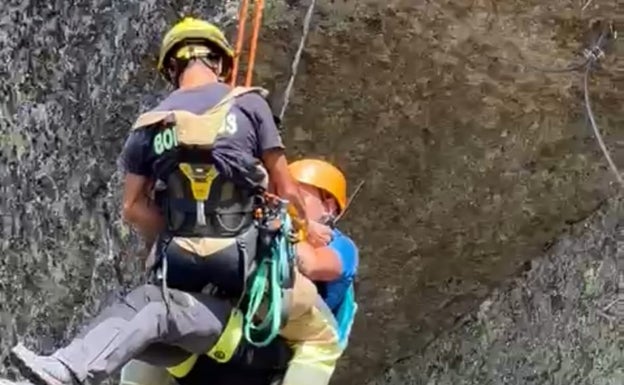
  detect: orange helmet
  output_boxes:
[288,159,347,213]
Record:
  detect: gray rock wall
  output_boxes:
[0,0,234,370]
[255,2,623,383]
[370,198,623,385]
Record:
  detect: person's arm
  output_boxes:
[296,241,343,281]
[244,95,307,222]
[117,130,165,248]
[121,174,164,247]
[298,230,359,282]
[261,149,308,225]
[263,150,337,247]
[246,93,331,246]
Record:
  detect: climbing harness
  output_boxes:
[164,196,298,378]
[133,85,270,315]
[154,194,298,349]
[243,194,296,347]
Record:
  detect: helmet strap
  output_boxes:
[198,56,223,79]
[319,214,338,228]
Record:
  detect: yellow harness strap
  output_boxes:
[166,354,198,378]
[206,308,245,363]
[166,309,245,378]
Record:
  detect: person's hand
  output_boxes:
[306,220,333,248]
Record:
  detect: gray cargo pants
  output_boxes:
[52,285,231,384]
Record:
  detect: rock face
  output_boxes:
[0,1,622,384]
[0,0,238,374]
[368,199,623,385]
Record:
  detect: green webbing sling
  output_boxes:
[243,199,296,347]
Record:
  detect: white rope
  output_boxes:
[278,0,316,121]
[579,28,624,189]
[583,65,624,189]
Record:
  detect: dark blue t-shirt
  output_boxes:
[117,83,284,185]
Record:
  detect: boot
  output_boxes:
[10,344,78,385]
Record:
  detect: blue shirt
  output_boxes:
[317,228,359,313]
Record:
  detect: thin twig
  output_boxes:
[581,0,594,12]
[602,298,617,311]
[596,309,615,322]
[278,0,316,121]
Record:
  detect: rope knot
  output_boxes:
[583,46,605,63]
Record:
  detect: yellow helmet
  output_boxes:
[288,159,348,213]
[158,17,234,81]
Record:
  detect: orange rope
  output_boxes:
[230,0,249,86]
[245,0,264,86]
[230,0,264,87]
